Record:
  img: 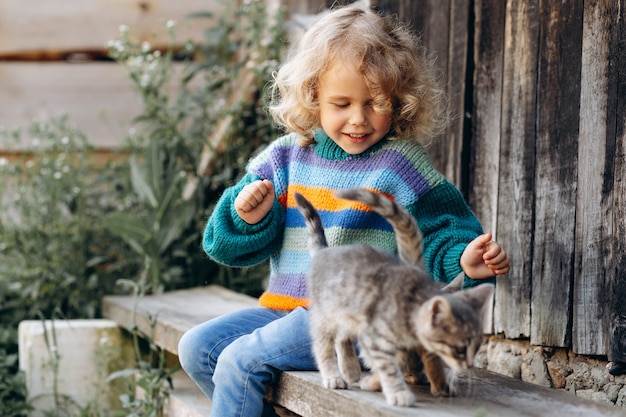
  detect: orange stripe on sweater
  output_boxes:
[259,292,309,310]
[279,185,394,212]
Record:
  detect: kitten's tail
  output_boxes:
[294,192,328,255]
[335,188,422,266]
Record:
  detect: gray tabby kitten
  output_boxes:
[294,188,494,407]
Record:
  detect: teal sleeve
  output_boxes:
[409,181,492,287]
[202,173,285,267]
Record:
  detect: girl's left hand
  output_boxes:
[460,233,510,279]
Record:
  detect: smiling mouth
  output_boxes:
[344,133,370,142]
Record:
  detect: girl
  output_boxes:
[178,3,510,417]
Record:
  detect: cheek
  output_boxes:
[372,112,392,131]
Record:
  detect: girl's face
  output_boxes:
[317,60,392,155]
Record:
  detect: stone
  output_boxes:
[616,386,626,407]
[604,383,623,403]
[521,348,551,387]
[18,319,134,417]
[486,339,526,379]
[546,360,567,389]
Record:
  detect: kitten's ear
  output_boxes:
[429,296,452,325]
[460,284,495,310]
[442,272,465,293]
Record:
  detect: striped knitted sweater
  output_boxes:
[202,130,486,311]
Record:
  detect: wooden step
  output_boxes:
[167,372,212,417]
[103,286,625,417]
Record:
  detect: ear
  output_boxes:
[442,272,465,293]
[428,296,452,326]
[460,284,495,310]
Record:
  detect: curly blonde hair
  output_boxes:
[268,3,450,145]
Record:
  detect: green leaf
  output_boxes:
[159,202,195,254]
[103,213,151,256]
[130,155,158,208]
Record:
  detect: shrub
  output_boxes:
[0,1,287,415]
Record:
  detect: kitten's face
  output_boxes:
[416,288,492,370]
[417,315,482,370]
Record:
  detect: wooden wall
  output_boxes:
[0,0,221,149]
[295,0,626,358]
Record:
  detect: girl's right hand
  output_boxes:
[234,179,275,225]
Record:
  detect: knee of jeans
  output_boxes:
[178,328,206,375]
[213,339,260,385]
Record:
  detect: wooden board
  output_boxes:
[103,285,624,417]
[572,0,616,356]
[0,62,199,149]
[493,0,539,339]
[606,0,626,362]
[0,62,142,149]
[444,0,470,190]
[270,369,623,417]
[530,0,583,347]
[401,0,462,188]
[102,285,258,355]
[0,0,222,56]
[468,0,505,237]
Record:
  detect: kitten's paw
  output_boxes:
[359,373,381,391]
[384,390,416,407]
[342,366,361,384]
[430,383,450,397]
[323,376,348,389]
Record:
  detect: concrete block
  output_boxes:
[18,319,134,417]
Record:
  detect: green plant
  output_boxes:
[0,117,137,417]
[104,0,285,295]
[106,280,179,417]
[0,327,31,417]
[0,1,287,416]
[0,116,139,321]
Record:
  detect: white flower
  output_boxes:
[61,136,69,145]
[53,172,62,180]
[166,20,176,29]
[140,74,151,88]
[0,157,7,166]
[142,41,151,53]
[119,24,129,33]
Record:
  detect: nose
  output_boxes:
[349,107,367,126]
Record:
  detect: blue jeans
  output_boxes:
[178,306,318,417]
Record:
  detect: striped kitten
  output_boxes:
[294,188,493,407]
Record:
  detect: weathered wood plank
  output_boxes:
[0,62,198,149]
[0,0,221,56]
[608,0,626,363]
[530,0,583,347]
[269,368,623,417]
[0,62,141,149]
[102,285,258,355]
[104,286,625,417]
[444,0,470,191]
[573,0,616,356]
[493,0,539,340]
[468,0,505,238]
[400,0,464,187]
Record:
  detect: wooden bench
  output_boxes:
[102,286,624,417]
